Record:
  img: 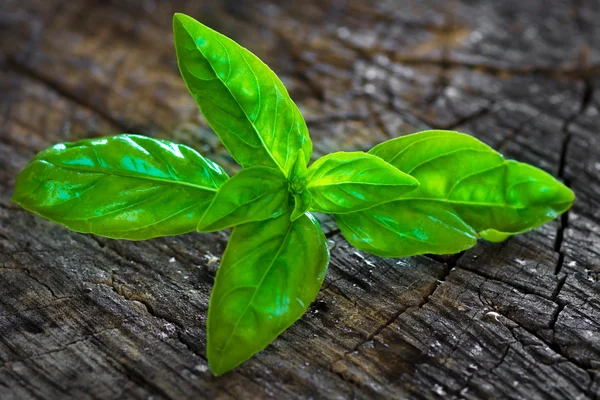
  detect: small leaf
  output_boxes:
[479,229,512,242]
[336,130,575,257]
[197,167,290,232]
[12,135,228,239]
[306,152,419,214]
[291,190,312,221]
[207,211,329,375]
[289,149,308,188]
[288,150,310,220]
[173,13,311,176]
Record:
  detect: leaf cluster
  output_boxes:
[11,13,574,375]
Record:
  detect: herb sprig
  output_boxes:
[12,13,574,376]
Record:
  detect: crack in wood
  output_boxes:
[551,274,568,303]
[492,306,594,376]
[455,342,515,397]
[0,325,124,371]
[554,79,593,276]
[3,259,73,301]
[459,261,556,302]
[97,273,207,362]
[549,302,567,333]
[328,252,461,387]
[88,262,272,393]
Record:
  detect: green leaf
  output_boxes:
[207,211,329,375]
[289,149,308,193]
[291,190,312,221]
[479,229,512,243]
[173,13,311,176]
[336,130,574,257]
[197,167,290,232]
[306,152,419,214]
[11,134,228,240]
[288,149,310,220]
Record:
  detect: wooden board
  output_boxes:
[1,0,599,398]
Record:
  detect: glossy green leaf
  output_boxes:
[12,134,228,240]
[291,190,312,221]
[207,211,329,375]
[173,13,311,176]
[306,152,419,214]
[479,229,512,243]
[197,167,290,232]
[289,150,310,220]
[337,130,574,257]
[289,149,308,193]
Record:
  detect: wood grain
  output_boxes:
[1,0,599,398]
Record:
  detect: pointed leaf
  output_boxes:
[306,152,419,214]
[479,229,512,242]
[291,190,312,221]
[197,167,290,232]
[173,13,311,176]
[289,149,308,189]
[289,150,310,220]
[12,135,228,239]
[207,211,329,375]
[337,130,574,257]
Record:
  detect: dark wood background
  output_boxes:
[1,0,599,398]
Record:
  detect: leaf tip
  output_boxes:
[207,344,243,377]
[172,12,196,32]
[561,184,576,206]
[10,174,28,208]
[196,218,217,233]
[479,229,512,243]
[409,174,420,187]
[172,12,188,23]
[401,172,420,191]
[208,364,227,377]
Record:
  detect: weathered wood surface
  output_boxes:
[1,0,599,398]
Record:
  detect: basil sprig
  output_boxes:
[11,13,575,376]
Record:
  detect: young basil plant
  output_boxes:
[11,13,575,376]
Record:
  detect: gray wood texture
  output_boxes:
[1,0,599,398]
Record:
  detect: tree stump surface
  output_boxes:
[1,1,600,399]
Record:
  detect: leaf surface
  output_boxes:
[291,191,312,221]
[288,149,310,220]
[336,130,574,257]
[207,211,329,375]
[12,135,228,239]
[197,167,289,232]
[306,152,419,214]
[173,13,311,176]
